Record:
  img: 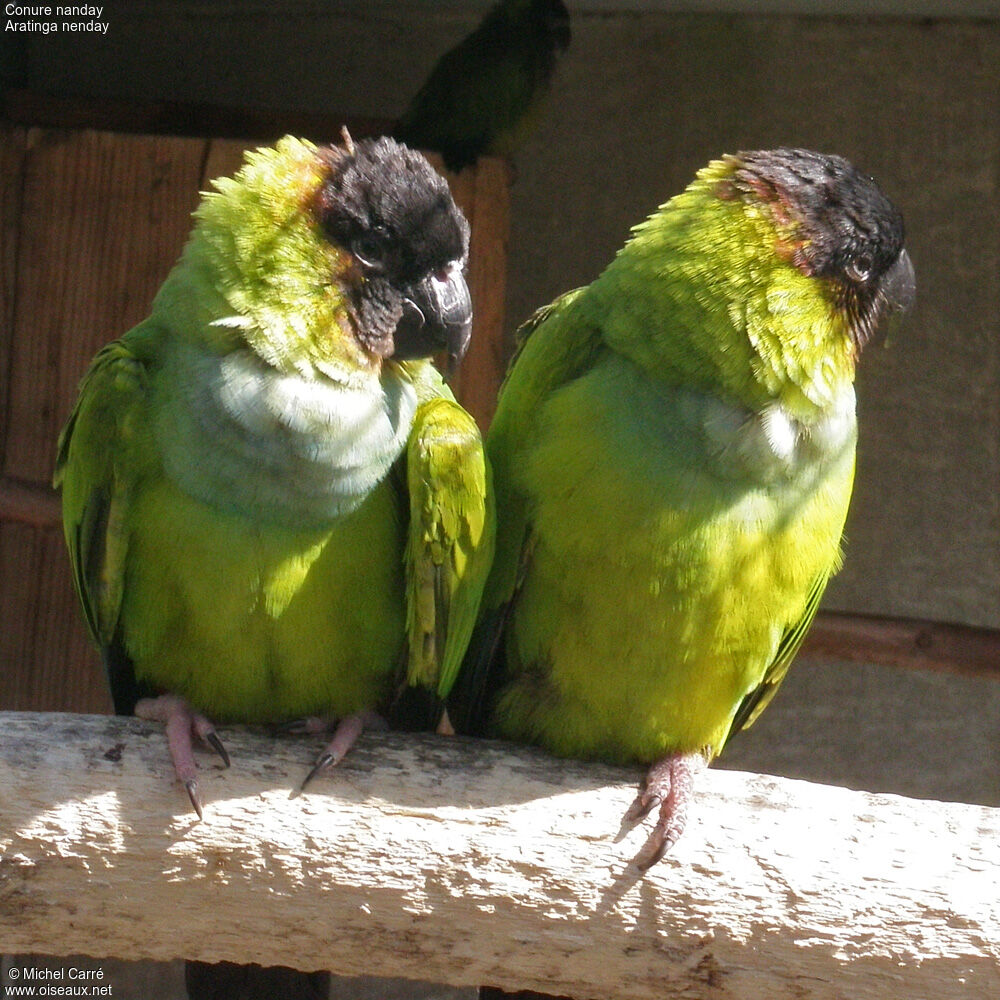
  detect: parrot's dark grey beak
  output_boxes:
[393,265,473,370]
[850,247,916,353]
[885,248,916,314]
[876,248,915,346]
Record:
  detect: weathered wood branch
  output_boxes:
[1,711,997,999]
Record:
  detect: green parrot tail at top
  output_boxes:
[453,147,913,867]
[394,0,571,171]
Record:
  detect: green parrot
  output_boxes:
[456,148,914,871]
[394,0,570,172]
[54,133,494,818]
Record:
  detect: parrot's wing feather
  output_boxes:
[54,339,149,714]
[725,570,831,742]
[450,288,602,734]
[486,287,599,606]
[403,396,495,702]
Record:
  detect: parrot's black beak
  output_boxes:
[885,248,916,314]
[877,247,915,345]
[850,247,916,353]
[393,265,473,370]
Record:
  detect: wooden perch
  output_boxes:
[0,712,997,999]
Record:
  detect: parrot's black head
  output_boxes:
[730,147,915,351]
[316,134,473,368]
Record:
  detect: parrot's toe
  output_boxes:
[135,695,229,819]
[625,753,705,870]
[299,709,388,791]
[276,715,335,736]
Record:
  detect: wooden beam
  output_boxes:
[2,89,394,145]
[0,476,61,528]
[1,712,997,999]
[456,155,512,431]
[803,610,1000,679]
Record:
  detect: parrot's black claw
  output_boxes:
[615,788,661,841]
[296,710,385,792]
[623,790,662,825]
[300,752,335,792]
[635,830,675,872]
[185,778,204,821]
[205,731,230,768]
[135,694,224,819]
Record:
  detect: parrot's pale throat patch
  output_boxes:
[155,342,417,526]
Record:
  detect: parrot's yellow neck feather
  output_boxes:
[160,135,373,378]
[594,159,857,422]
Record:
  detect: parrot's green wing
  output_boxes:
[449,288,603,733]
[53,337,151,713]
[403,395,495,702]
[725,570,831,742]
[481,287,601,610]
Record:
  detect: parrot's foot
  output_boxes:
[296,710,389,791]
[621,753,705,870]
[276,715,336,736]
[134,695,230,820]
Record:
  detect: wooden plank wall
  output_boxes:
[0,125,509,715]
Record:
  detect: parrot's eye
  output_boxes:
[844,256,872,284]
[352,229,390,272]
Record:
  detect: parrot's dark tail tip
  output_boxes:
[478,988,575,1000]
[185,960,331,1000]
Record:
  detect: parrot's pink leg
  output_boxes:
[622,752,705,870]
[135,694,230,820]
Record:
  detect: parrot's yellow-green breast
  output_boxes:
[596,156,859,420]
[122,475,407,722]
